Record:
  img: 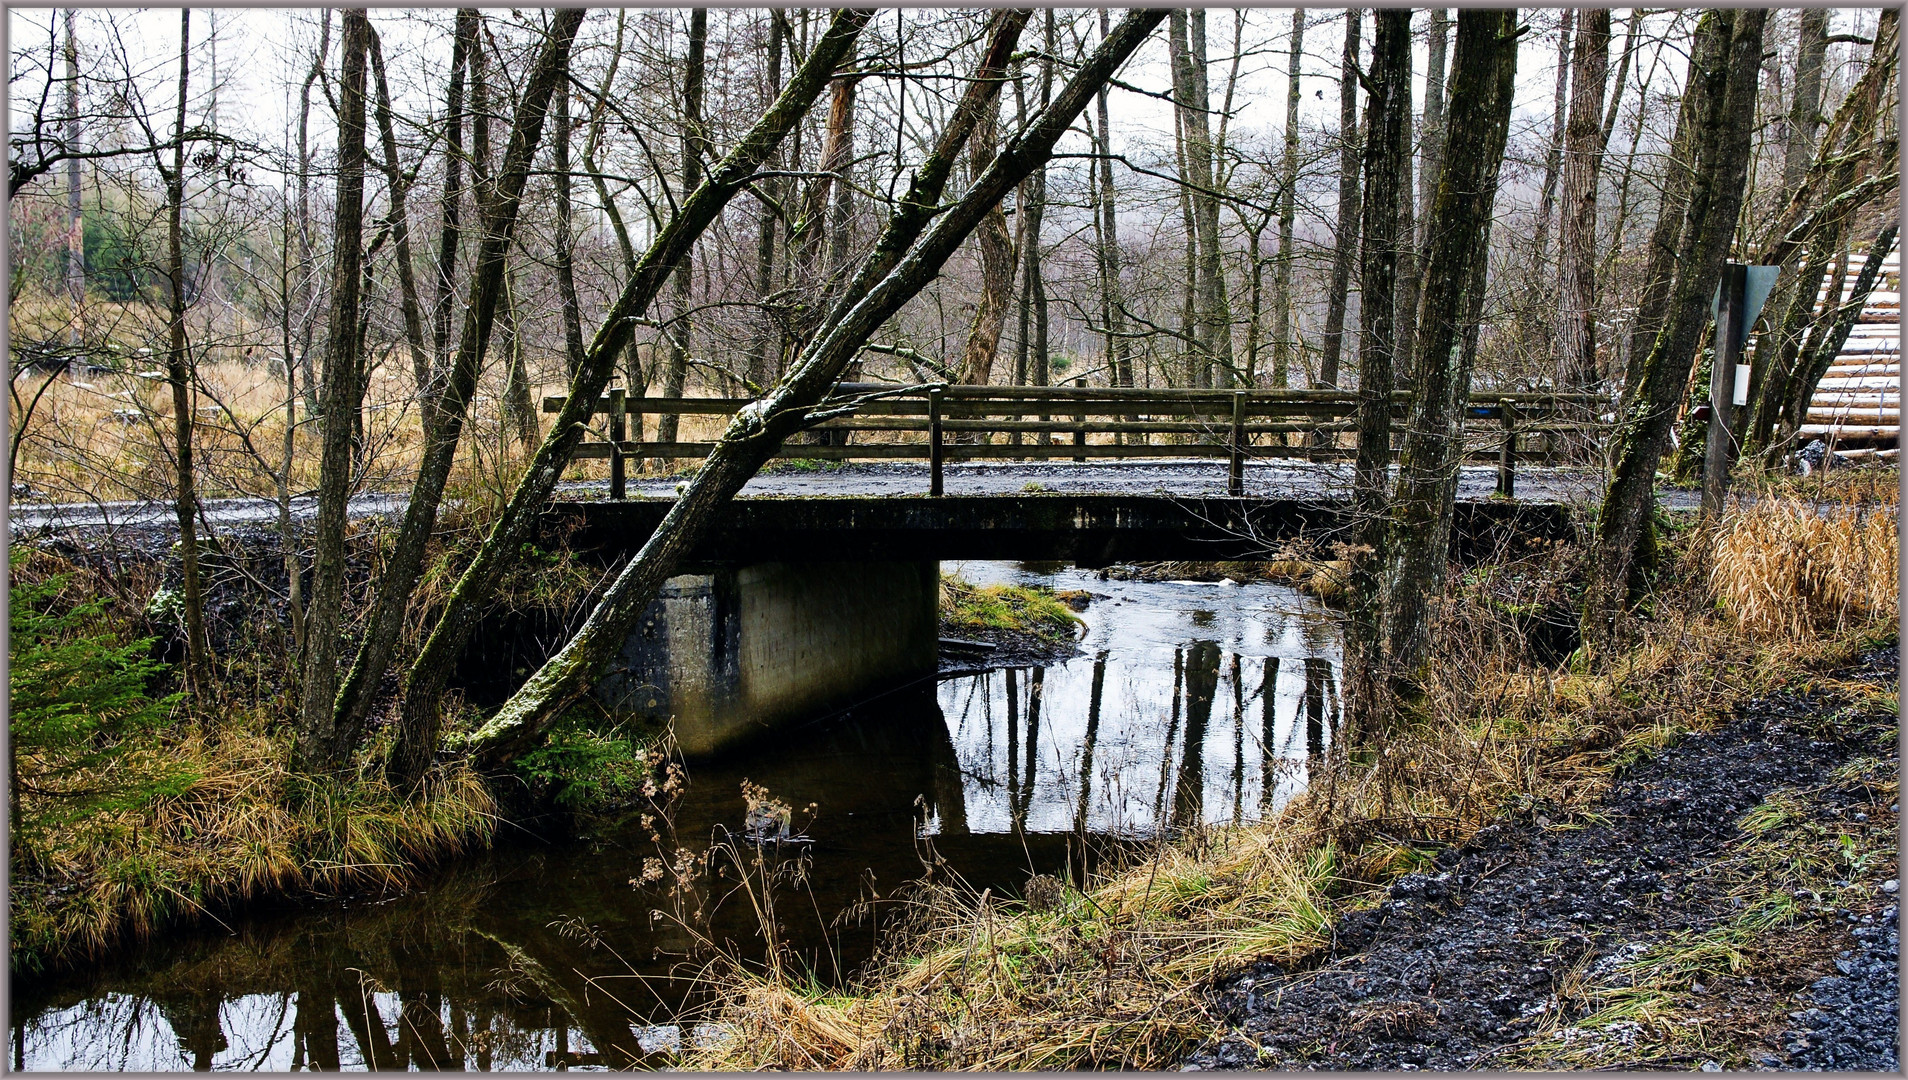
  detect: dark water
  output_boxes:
[9,563,1340,1071]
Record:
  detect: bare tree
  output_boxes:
[655,9,707,443]
[461,10,1165,767]
[292,9,372,772]
[1269,10,1305,388]
[1380,8,1520,695]
[387,9,878,788]
[1556,8,1610,390]
[1317,9,1360,391]
[162,9,211,693]
[1341,9,1409,744]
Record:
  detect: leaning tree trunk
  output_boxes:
[163,8,212,695]
[293,9,372,774]
[1341,8,1410,746]
[1783,221,1900,435]
[462,11,1166,768]
[1379,8,1521,694]
[1556,7,1609,392]
[325,10,584,762]
[386,10,880,789]
[1317,9,1360,391]
[1582,9,1767,652]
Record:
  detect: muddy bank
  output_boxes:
[1186,645,1899,1072]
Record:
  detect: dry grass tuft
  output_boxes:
[1711,498,1898,639]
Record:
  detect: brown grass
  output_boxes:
[1710,497,1898,639]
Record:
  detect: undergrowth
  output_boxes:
[671,494,1898,1070]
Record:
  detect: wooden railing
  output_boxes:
[543,384,1609,498]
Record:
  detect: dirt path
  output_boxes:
[1187,646,1899,1072]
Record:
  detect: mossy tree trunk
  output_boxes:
[1379,9,1521,697]
[1582,9,1768,652]
[293,9,371,773]
[1341,9,1410,745]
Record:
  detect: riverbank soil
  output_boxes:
[1187,646,1899,1071]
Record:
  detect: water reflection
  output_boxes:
[11,564,1338,1071]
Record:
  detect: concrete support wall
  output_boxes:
[595,561,939,756]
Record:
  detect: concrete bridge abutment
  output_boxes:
[593,560,940,756]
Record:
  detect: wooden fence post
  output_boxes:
[1228,390,1247,496]
[1495,401,1516,499]
[608,386,627,500]
[929,388,945,496]
[1072,377,1086,463]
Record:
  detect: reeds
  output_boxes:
[1710,497,1899,639]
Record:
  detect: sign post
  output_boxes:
[1703,263,1780,517]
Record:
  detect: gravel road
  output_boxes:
[8,460,1700,535]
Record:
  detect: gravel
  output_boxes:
[1782,902,1899,1071]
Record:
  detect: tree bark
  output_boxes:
[1380,8,1520,693]
[431,11,475,378]
[1419,8,1448,242]
[552,47,585,380]
[463,10,1165,767]
[1270,10,1306,388]
[1556,8,1610,391]
[63,10,82,326]
[656,9,707,443]
[387,9,878,789]
[1531,9,1573,268]
[324,9,584,767]
[295,13,331,415]
[745,12,785,391]
[1583,9,1767,650]
[1342,9,1409,745]
[365,27,432,400]
[1318,9,1361,391]
[955,86,1018,388]
[1781,10,1829,202]
[163,8,211,695]
[1618,14,1724,408]
[293,9,372,772]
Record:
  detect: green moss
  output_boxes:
[938,574,1082,643]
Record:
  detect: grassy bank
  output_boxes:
[6,541,654,976]
[678,493,1899,1070]
[937,573,1083,646]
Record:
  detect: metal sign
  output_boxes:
[1711,265,1782,329]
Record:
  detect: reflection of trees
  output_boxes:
[1074,654,1107,834]
[1172,642,1221,829]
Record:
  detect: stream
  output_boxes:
[9,562,1341,1071]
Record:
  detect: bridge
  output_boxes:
[534,385,1610,757]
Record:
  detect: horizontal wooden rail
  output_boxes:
[545,384,1611,498]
